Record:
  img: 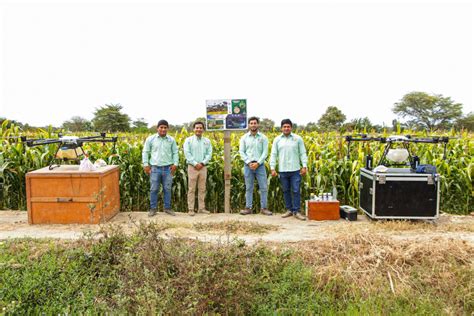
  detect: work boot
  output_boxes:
[198,209,210,214]
[260,208,273,216]
[240,208,252,215]
[188,210,195,216]
[164,209,176,216]
[281,210,293,218]
[148,209,157,217]
[294,212,307,221]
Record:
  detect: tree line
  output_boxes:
[2,91,473,133]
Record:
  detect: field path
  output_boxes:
[1,211,473,244]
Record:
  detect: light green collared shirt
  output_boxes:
[183,135,213,166]
[142,134,179,167]
[270,133,308,172]
[239,131,269,165]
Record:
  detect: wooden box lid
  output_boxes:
[27,165,119,177]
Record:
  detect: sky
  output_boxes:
[0,0,473,128]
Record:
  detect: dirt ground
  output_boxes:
[1,210,473,245]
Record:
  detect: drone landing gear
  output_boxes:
[48,156,78,170]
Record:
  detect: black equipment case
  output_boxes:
[340,205,358,221]
[359,168,439,219]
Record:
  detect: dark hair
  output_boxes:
[157,119,169,127]
[281,119,293,127]
[248,116,260,124]
[193,121,205,129]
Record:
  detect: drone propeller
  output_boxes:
[0,135,58,147]
[0,136,23,140]
[0,135,37,141]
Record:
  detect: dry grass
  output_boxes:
[193,220,279,234]
[117,219,280,236]
[278,233,474,313]
[320,215,474,236]
[370,218,474,233]
[130,216,207,230]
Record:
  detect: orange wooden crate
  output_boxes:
[26,165,120,224]
[306,200,340,221]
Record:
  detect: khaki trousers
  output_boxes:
[187,165,207,211]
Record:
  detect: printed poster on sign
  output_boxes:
[206,99,247,130]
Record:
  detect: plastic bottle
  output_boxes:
[332,187,337,201]
[412,156,420,170]
[365,154,373,170]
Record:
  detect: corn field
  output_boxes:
[1,121,473,214]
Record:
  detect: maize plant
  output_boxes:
[1,121,473,214]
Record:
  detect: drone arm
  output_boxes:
[409,139,439,144]
[25,139,62,147]
[346,137,386,142]
[79,138,117,143]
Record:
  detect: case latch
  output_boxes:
[378,175,386,184]
[427,175,434,185]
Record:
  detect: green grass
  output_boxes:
[0,224,472,314]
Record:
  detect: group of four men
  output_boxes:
[142,117,308,220]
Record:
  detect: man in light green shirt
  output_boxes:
[183,121,213,216]
[142,119,179,217]
[270,118,308,220]
[239,116,272,216]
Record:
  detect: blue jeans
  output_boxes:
[279,171,301,213]
[150,165,172,210]
[244,164,268,209]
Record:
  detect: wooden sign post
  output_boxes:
[206,99,247,214]
[224,130,231,213]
